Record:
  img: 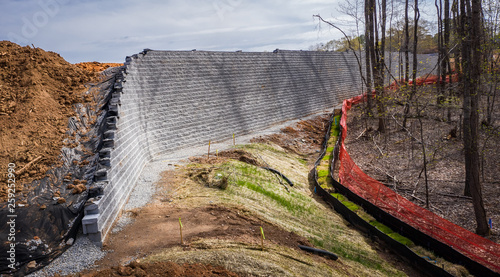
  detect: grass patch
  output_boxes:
[369,221,393,234]
[317,169,329,178]
[180,142,407,276]
[322,155,332,162]
[388,232,414,247]
[342,201,360,212]
[331,193,345,201]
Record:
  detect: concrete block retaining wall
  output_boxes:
[82,49,437,244]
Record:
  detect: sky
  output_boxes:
[0,0,355,63]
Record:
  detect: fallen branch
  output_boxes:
[436,192,472,200]
[356,128,367,140]
[372,135,384,156]
[17,156,42,175]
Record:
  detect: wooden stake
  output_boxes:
[260,226,265,250]
[233,133,235,147]
[179,217,184,245]
[208,140,211,159]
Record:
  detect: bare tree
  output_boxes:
[459,0,490,235]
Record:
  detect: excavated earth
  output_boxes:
[0,41,102,202]
[3,41,481,276]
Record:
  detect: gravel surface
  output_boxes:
[26,108,335,276]
[27,234,107,277]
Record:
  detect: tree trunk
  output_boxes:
[365,0,373,116]
[460,0,490,236]
[377,0,387,133]
[412,0,420,97]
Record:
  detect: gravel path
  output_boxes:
[27,108,334,276]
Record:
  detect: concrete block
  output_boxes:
[82,213,99,234]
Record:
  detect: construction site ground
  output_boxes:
[68,114,424,277]
[3,42,496,276]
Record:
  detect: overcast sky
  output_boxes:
[0,0,357,63]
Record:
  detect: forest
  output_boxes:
[313,0,499,238]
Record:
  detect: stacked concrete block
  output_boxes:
[83,49,372,244]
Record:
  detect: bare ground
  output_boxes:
[343,85,500,243]
[72,114,425,277]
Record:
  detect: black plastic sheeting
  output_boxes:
[311,111,460,277]
[298,245,338,260]
[0,67,122,276]
[261,167,294,187]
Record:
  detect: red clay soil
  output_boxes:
[0,41,99,202]
[75,62,123,73]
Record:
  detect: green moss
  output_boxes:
[388,232,415,247]
[322,155,332,161]
[342,201,360,212]
[330,193,345,201]
[326,147,334,153]
[369,221,393,234]
[317,170,329,178]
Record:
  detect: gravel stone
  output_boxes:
[27,234,106,277]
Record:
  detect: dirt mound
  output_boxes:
[82,261,240,277]
[0,41,99,201]
[75,62,123,73]
[250,115,330,156]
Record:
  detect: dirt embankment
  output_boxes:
[0,41,100,201]
[75,62,123,74]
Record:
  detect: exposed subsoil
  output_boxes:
[343,85,500,243]
[77,261,240,277]
[75,62,123,74]
[250,115,330,157]
[0,41,101,202]
[79,114,424,277]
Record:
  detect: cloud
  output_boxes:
[0,0,345,63]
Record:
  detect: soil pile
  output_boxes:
[75,62,123,73]
[250,115,330,156]
[0,41,99,202]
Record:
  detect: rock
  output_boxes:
[66,238,74,246]
[57,197,66,204]
[129,260,142,269]
[39,204,46,210]
[117,265,133,276]
[27,260,36,269]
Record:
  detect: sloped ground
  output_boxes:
[344,85,500,244]
[0,41,100,202]
[72,115,422,277]
[75,62,123,74]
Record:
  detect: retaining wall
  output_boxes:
[82,49,437,244]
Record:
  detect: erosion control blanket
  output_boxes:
[338,87,500,274]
